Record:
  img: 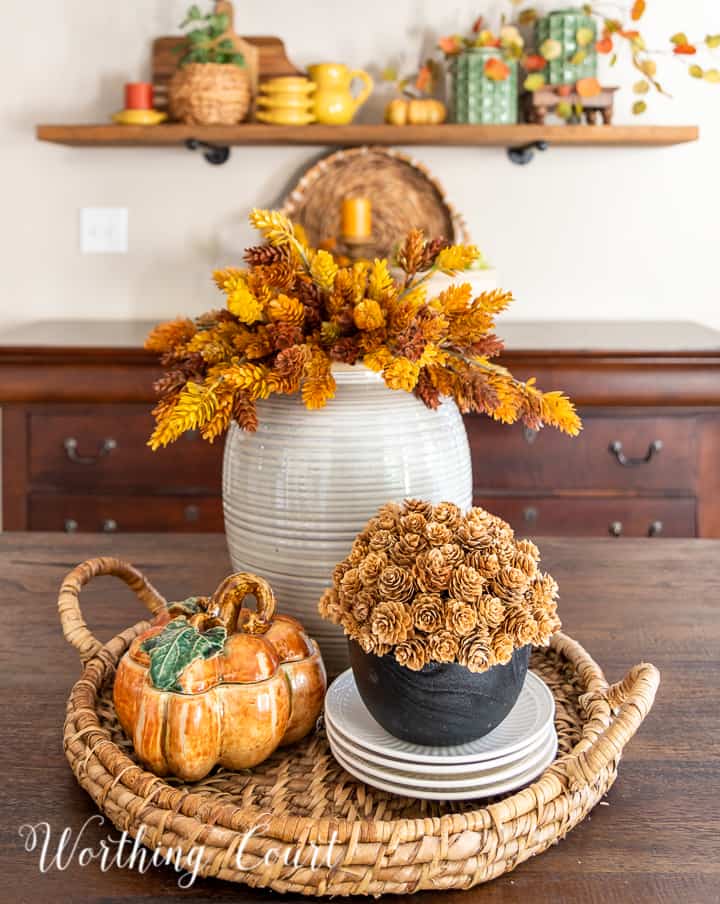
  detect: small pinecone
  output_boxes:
[469,333,505,359]
[394,323,426,362]
[243,244,290,267]
[295,279,323,309]
[232,393,258,432]
[295,280,324,330]
[418,236,450,271]
[153,369,186,399]
[329,336,361,364]
[470,372,500,415]
[195,308,231,328]
[414,370,441,410]
[396,228,426,277]
[267,322,304,351]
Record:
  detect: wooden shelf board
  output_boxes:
[36,123,699,149]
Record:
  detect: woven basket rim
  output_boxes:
[280,145,472,248]
[64,627,650,839]
[59,558,659,895]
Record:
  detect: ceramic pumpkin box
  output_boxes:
[113,571,326,781]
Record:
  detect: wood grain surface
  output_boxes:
[35,123,700,149]
[0,533,717,903]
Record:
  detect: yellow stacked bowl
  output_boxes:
[256,77,316,125]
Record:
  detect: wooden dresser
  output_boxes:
[1,320,719,537]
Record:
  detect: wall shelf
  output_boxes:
[36,123,699,165]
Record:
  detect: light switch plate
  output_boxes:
[80,207,128,254]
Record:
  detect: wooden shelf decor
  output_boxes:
[36,122,699,165]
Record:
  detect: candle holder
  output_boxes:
[339,234,375,262]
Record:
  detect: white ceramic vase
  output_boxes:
[223,365,473,672]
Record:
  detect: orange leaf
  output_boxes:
[523,54,547,72]
[619,29,639,39]
[484,57,511,81]
[438,35,461,54]
[576,77,601,98]
[415,65,431,92]
[630,0,645,22]
[673,43,697,55]
[596,36,613,54]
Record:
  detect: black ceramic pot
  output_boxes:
[348,640,529,746]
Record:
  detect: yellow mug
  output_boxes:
[307,63,374,125]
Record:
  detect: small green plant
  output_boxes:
[176,3,245,67]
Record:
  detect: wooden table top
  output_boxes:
[1,533,718,903]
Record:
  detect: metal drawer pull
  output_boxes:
[102,519,118,533]
[523,426,539,445]
[64,519,78,533]
[608,439,663,467]
[648,520,663,537]
[523,506,538,524]
[184,504,200,523]
[608,521,623,537]
[64,437,117,465]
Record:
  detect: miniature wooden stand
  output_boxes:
[523,86,619,125]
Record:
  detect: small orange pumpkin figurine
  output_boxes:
[109,570,326,781]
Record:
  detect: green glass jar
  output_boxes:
[451,47,518,125]
[535,8,598,85]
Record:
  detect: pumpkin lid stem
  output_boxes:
[210,572,277,634]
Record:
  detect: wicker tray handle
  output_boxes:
[565,661,660,791]
[59,557,167,665]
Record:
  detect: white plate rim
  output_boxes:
[328,723,557,789]
[324,668,555,765]
[330,732,559,801]
[325,715,553,774]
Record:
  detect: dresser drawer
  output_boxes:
[28,495,224,532]
[28,410,223,493]
[473,495,696,538]
[466,413,697,493]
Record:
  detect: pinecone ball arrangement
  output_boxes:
[318,500,561,745]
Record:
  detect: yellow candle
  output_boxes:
[341,197,372,240]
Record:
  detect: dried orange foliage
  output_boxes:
[146,211,581,449]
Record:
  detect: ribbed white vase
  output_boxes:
[223,365,473,673]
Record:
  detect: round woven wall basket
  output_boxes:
[169,62,250,125]
[59,558,659,896]
[281,147,471,260]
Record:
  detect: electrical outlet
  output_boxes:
[80,208,128,254]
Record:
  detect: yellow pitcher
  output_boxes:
[308,63,374,125]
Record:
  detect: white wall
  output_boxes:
[1,0,718,331]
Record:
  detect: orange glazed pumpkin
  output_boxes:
[113,572,326,781]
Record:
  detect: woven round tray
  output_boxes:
[60,558,659,897]
[281,147,471,260]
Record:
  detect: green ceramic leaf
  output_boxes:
[141,618,227,692]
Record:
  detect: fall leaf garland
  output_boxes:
[147,210,581,449]
[318,500,561,674]
[438,7,720,115]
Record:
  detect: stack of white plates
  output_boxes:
[324,669,557,800]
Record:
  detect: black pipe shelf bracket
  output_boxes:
[507,140,549,165]
[185,138,231,165]
[183,136,547,166]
